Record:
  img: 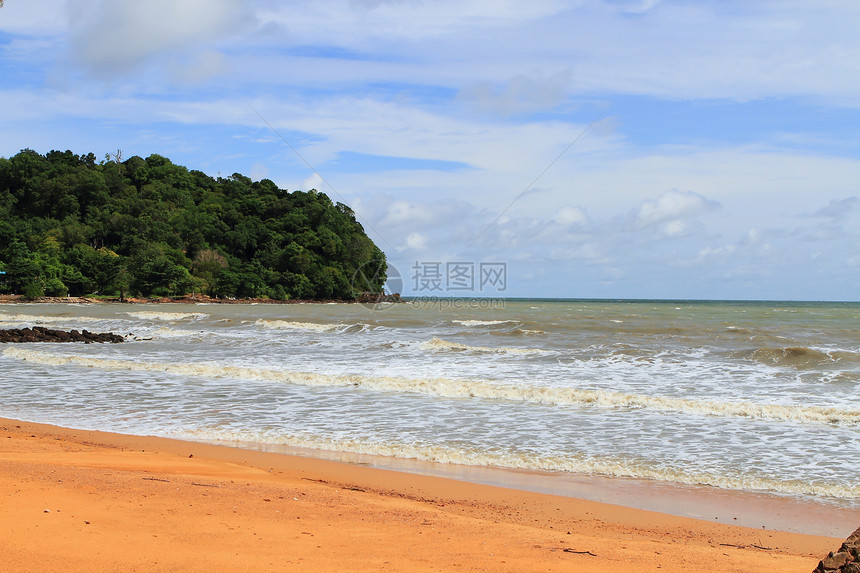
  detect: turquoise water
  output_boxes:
[1,299,858,509]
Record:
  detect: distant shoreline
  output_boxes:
[0,294,382,305]
[2,294,858,305]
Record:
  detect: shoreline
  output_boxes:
[0,416,847,572]
[200,437,859,538]
[0,294,360,305]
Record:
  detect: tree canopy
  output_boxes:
[0,149,387,300]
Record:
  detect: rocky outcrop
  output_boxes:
[356,292,401,304]
[0,327,124,344]
[814,527,860,573]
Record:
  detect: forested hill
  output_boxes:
[0,149,387,300]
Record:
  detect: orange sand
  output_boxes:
[0,418,844,572]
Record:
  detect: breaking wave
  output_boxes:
[127,327,205,340]
[489,328,545,337]
[741,346,860,369]
[255,319,339,332]
[451,319,519,327]
[5,347,858,426]
[125,311,209,321]
[187,429,860,500]
[420,337,548,355]
[0,313,99,325]
[254,319,374,334]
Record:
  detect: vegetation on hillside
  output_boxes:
[0,149,387,300]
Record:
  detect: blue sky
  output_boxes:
[2,0,859,300]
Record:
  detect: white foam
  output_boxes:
[421,337,548,355]
[148,327,201,339]
[125,311,208,321]
[0,314,99,325]
[5,347,858,426]
[452,319,518,327]
[186,428,860,500]
[254,320,340,333]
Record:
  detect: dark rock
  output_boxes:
[357,292,401,304]
[821,553,852,571]
[842,527,860,557]
[0,327,124,344]
[814,528,860,573]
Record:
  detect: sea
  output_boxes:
[1,299,858,534]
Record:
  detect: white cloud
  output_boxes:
[459,70,572,116]
[4,0,860,299]
[301,173,324,192]
[609,0,663,14]
[380,201,434,227]
[813,196,860,219]
[632,189,720,229]
[0,0,66,35]
[661,219,688,237]
[68,0,253,77]
[404,232,428,251]
[167,50,226,85]
[741,228,762,246]
[233,1,860,103]
[250,162,269,181]
[554,206,589,226]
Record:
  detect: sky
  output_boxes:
[1,0,859,300]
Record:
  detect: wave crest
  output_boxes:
[186,429,860,500]
[0,313,99,325]
[452,319,518,327]
[253,319,375,334]
[5,347,858,426]
[744,346,860,369]
[125,311,208,321]
[421,337,547,355]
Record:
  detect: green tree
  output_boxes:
[0,149,388,300]
[192,249,228,296]
[129,244,191,297]
[3,240,39,294]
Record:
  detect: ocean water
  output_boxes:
[1,299,858,511]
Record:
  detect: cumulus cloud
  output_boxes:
[606,0,663,14]
[741,228,767,246]
[378,198,477,232]
[167,50,226,85]
[696,228,766,263]
[380,200,435,227]
[301,172,324,191]
[350,0,415,10]
[459,70,572,116]
[0,0,66,35]
[68,0,253,77]
[250,161,269,181]
[553,206,589,226]
[404,232,428,251]
[813,196,860,220]
[632,189,720,230]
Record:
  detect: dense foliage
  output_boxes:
[0,149,387,300]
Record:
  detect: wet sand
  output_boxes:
[0,417,845,572]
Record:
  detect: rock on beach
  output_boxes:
[0,326,124,344]
[814,526,860,573]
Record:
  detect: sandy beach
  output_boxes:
[0,417,845,572]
